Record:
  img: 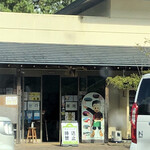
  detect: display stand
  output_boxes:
[61,121,79,147]
[81,92,105,143]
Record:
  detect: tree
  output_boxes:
[13,0,34,13]
[0,0,75,14]
[0,0,34,13]
[136,38,150,60]
[37,0,75,14]
[106,74,141,90]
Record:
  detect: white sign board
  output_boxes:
[61,121,79,146]
[6,96,18,105]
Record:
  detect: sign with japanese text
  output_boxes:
[61,121,79,146]
[6,96,18,105]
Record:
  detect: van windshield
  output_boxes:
[137,79,150,115]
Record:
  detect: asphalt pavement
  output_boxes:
[15,142,130,150]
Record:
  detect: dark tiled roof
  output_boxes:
[0,42,150,67]
[56,0,104,15]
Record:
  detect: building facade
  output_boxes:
[0,0,150,143]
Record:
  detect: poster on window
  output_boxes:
[64,95,74,101]
[65,112,75,121]
[28,101,40,110]
[81,92,105,142]
[61,121,79,146]
[24,92,28,101]
[65,101,77,111]
[24,102,27,110]
[5,96,18,105]
[26,110,33,123]
[33,110,40,120]
[28,92,40,101]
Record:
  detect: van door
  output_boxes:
[136,78,150,150]
[137,116,150,150]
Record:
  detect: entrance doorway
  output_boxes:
[42,75,60,142]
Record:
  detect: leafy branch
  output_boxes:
[106,74,141,90]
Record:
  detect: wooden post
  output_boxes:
[104,85,109,143]
[21,75,24,141]
[59,76,62,144]
[16,68,21,143]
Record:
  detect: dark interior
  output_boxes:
[42,75,60,142]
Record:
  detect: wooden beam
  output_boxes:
[104,85,109,143]
[16,69,21,143]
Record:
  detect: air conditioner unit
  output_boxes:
[111,131,122,143]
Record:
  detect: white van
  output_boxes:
[0,117,14,150]
[130,73,150,150]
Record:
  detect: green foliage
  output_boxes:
[38,0,62,14]
[13,0,34,13]
[0,3,11,12]
[38,0,74,14]
[0,0,34,13]
[106,73,141,90]
[0,0,75,13]
[142,69,150,75]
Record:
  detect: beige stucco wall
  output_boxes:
[119,89,131,139]
[108,85,120,139]
[108,86,131,139]
[110,0,150,19]
[79,0,150,19]
[0,12,150,47]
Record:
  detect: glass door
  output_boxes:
[23,77,41,140]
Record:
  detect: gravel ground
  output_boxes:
[15,142,130,150]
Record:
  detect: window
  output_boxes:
[0,74,16,95]
[23,77,41,139]
[137,79,150,115]
[61,77,78,95]
[87,76,105,98]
